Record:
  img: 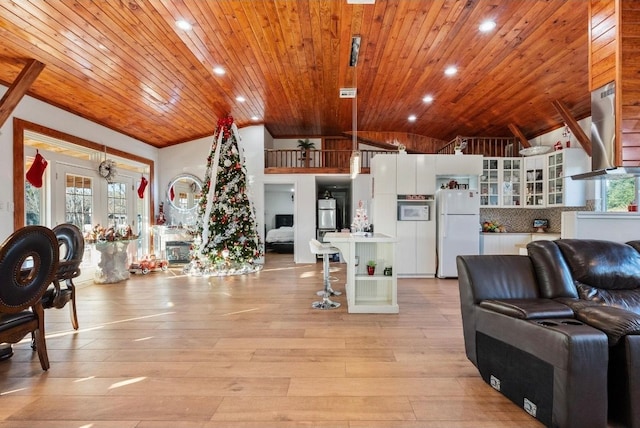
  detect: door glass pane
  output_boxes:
[107,182,128,234]
[65,174,93,230]
[25,183,43,225]
[25,156,44,225]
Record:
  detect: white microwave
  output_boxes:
[398,203,430,221]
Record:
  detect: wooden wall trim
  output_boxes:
[13,118,155,233]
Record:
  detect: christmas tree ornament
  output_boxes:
[26,150,48,188]
[184,115,263,277]
[137,176,148,198]
[351,200,370,235]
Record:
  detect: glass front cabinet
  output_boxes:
[500,158,522,207]
[480,158,522,207]
[480,158,499,206]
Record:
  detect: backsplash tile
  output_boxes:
[480,205,591,234]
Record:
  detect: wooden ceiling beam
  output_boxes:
[0,59,45,128]
[508,123,531,149]
[552,99,591,156]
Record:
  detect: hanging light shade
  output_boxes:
[348,34,361,179]
[350,150,361,179]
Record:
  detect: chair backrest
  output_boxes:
[0,226,59,313]
[53,223,84,263]
[52,223,84,279]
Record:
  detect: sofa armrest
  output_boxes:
[480,298,574,319]
[575,305,640,346]
[476,309,608,428]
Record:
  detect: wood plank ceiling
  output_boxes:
[0,0,590,149]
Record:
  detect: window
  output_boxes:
[605,178,637,211]
[65,174,93,230]
[107,182,128,233]
[25,156,45,225]
[25,182,43,225]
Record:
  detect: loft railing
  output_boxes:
[438,136,523,157]
[264,138,523,173]
[264,149,392,173]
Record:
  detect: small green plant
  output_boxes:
[367,260,376,267]
[297,138,315,150]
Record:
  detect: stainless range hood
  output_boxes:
[570,82,639,180]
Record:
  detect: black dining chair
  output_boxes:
[0,226,59,370]
[41,223,84,330]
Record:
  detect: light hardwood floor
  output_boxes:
[0,252,543,427]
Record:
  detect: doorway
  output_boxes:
[264,183,295,261]
[315,177,352,236]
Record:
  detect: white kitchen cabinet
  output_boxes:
[482,232,561,255]
[500,158,523,207]
[396,155,416,194]
[480,157,523,207]
[480,233,531,255]
[416,155,437,194]
[325,232,398,314]
[372,193,397,236]
[396,220,436,277]
[397,154,436,195]
[562,212,640,242]
[524,156,545,207]
[435,155,483,176]
[480,158,500,206]
[546,149,589,207]
[371,154,397,195]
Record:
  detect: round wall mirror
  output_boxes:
[167,174,203,212]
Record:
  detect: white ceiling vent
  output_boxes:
[339,88,357,98]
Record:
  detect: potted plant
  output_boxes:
[366,260,376,275]
[297,138,315,159]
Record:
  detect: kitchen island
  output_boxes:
[562,211,640,242]
[324,232,398,314]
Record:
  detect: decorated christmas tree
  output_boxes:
[185,116,263,276]
[351,200,370,233]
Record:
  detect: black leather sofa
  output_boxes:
[457,238,640,428]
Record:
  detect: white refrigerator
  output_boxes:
[436,189,480,278]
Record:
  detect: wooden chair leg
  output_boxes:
[34,329,49,370]
[68,280,79,330]
[33,305,49,370]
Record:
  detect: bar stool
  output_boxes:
[309,239,341,309]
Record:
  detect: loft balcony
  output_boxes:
[264,137,522,174]
[264,149,389,174]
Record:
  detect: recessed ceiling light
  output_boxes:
[236,96,246,102]
[422,95,434,103]
[175,20,192,31]
[479,20,497,32]
[444,66,458,76]
[213,66,226,75]
[251,116,260,121]
[408,115,417,122]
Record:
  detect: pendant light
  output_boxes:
[349,36,361,180]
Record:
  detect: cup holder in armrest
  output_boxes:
[537,321,559,327]
[536,319,584,327]
[560,320,583,326]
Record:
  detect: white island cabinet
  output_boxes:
[324,232,398,314]
[562,212,640,242]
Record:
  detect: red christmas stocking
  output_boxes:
[26,152,48,188]
[138,176,148,198]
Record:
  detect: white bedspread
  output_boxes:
[266,226,294,243]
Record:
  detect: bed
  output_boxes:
[265,214,294,253]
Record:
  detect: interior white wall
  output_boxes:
[158,125,320,264]
[264,185,294,231]
[0,85,159,241]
